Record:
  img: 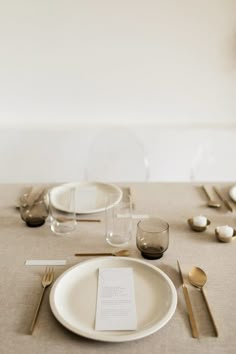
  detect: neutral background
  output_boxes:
[0,1,236,181]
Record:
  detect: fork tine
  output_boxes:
[47,267,54,283]
[41,267,54,287]
[50,268,54,282]
[46,267,51,282]
[42,267,48,283]
[47,267,51,281]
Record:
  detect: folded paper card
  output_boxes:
[25,260,67,266]
[95,267,137,331]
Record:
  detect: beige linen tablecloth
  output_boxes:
[0,183,236,354]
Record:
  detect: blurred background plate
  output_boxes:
[50,182,122,214]
[229,185,236,203]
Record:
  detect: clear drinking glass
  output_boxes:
[136,217,169,259]
[105,193,132,247]
[48,187,77,235]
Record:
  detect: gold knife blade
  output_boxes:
[76,219,101,222]
[213,187,233,212]
[177,261,199,338]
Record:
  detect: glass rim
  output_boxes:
[137,217,169,233]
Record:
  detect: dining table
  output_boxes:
[0,182,236,354]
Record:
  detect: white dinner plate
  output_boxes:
[49,257,177,342]
[229,185,236,203]
[50,182,122,214]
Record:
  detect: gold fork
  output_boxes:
[30,267,54,334]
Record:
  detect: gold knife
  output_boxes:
[177,261,199,338]
[213,187,233,212]
[76,219,101,222]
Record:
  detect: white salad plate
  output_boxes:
[50,182,122,214]
[229,185,236,203]
[49,257,177,342]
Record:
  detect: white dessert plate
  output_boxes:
[50,182,122,214]
[229,185,236,203]
[49,257,177,342]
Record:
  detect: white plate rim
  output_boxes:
[49,257,177,342]
[229,185,236,203]
[50,181,123,214]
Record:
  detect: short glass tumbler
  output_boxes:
[48,187,77,236]
[105,193,132,247]
[136,217,169,259]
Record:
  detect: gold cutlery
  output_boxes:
[212,187,233,212]
[177,261,199,338]
[30,267,54,334]
[75,250,129,257]
[189,266,218,337]
[76,219,101,222]
[201,185,221,208]
[56,217,101,223]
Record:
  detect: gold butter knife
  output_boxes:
[177,261,199,338]
[75,250,129,257]
[213,187,233,212]
[76,219,101,222]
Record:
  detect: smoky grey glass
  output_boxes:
[136,217,169,259]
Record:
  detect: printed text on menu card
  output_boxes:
[95,268,137,331]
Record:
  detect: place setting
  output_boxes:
[26,203,220,342]
[7,180,235,352]
[48,214,176,342]
[21,181,179,342]
[18,182,138,229]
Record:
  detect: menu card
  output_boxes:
[95,268,137,331]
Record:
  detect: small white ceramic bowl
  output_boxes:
[188,217,211,232]
[215,227,236,243]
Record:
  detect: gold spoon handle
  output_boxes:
[201,185,211,201]
[177,261,199,338]
[30,287,46,334]
[182,285,199,338]
[213,187,233,212]
[201,288,219,337]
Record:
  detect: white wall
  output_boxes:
[0,1,235,182]
[0,0,236,128]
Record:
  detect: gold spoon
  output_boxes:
[188,267,219,337]
[74,250,129,257]
[201,185,221,208]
